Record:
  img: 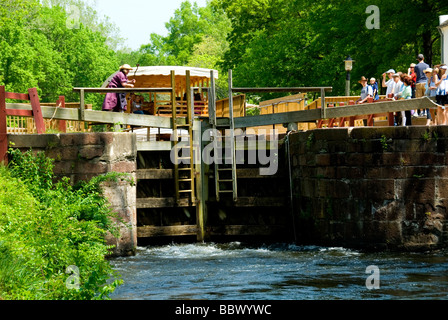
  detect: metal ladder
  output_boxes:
[210,70,237,202]
[171,70,195,206]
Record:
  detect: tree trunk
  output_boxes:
[422,29,433,66]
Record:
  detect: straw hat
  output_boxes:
[358,76,368,83]
[410,63,416,68]
[424,68,433,74]
[119,64,133,70]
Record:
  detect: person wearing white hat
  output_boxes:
[102,64,136,112]
[370,77,379,101]
[382,69,396,99]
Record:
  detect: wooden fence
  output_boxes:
[7,101,92,134]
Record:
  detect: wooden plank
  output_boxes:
[137,169,173,180]
[137,225,198,238]
[212,197,286,207]
[137,169,283,181]
[136,141,173,151]
[234,97,433,128]
[136,197,192,208]
[324,97,431,119]
[5,92,30,100]
[233,87,333,93]
[6,104,175,128]
[28,88,45,134]
[73,87,173,93]
[0,86,7,164]
[79,89,85,121]
[236,168,284,179]
[208,225,286,236]
[259,93,304,108]
[234,109,322,128]
[5,109,33,117]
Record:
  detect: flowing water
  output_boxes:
[110,242,448,300]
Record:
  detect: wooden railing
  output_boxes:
[215,94,246,118]
[6,101,92,134]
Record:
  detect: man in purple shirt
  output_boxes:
[102,64,136,112]
[414,54,430,99]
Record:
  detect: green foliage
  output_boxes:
[216,0,448,98]
[0,0,120,108]
[0,149,124,300]
[380,135,391,151]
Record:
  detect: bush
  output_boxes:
[0,149,124,300]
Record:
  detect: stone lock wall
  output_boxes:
[8,132,137,257]
[289,126,448,251]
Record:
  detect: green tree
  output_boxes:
[217,0,448,97]
[0,0,121,108]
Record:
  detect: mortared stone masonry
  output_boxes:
[289,126,448,251]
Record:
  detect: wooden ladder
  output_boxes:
[211,70,237,202]
[171,71,196,206]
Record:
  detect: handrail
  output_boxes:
[232,87,333,93]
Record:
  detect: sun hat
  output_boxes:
[358,76,368,83]
[410,63,416,68]
[441,65,448,70]
[119,64,133,70]
[424,68,433,74]
[385,69,396,74]
[392,73,400,77]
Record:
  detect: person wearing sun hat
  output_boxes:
[356,76,373,104]
[102,64,137,112]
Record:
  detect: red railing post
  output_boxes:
[0,86,7,164]
[349,100,355,127]
[28,88,45,134]
[388,112,395,126]
[328,104,335,128]
[57,96,66,133]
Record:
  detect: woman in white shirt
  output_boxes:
[425,68,439,125]
[436,65,448,125]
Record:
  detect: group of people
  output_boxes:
[357,54,448,127]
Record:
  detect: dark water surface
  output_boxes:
[110,242,448,300]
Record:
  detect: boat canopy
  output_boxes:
[101,66,218,95]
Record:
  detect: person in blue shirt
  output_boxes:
[369,78,379,101]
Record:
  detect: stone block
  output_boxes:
[315,154,331,167]
[74,161,107,174]
[312,128,350,141]
[333,180,351,199]
[396,178,435,202]
[437,179,448,199]
[350,126,408,141]
[108,161,137,174]
[78,146,104,160]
